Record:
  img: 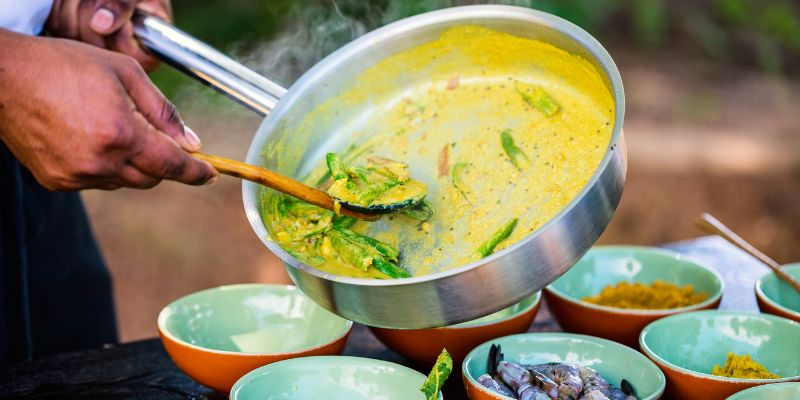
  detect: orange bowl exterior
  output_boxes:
[370,300,540,364]
[756,290,800,323]
[158,325,351,393]
[643,352,798,400]
[543,289,720,348]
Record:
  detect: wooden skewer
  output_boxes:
[193,152,379,221]
[695,212,800,294]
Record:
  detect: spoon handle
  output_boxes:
[696,213,800,293]
[193,152,379,221]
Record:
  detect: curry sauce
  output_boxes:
[262,25,615,278]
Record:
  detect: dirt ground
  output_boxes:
[82,53,800,342]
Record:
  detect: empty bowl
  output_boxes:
[755,263,800,323]
[544,245,723,346]
[463,332,666,399]
[725,382,800,399]
[370,292,540,364]
[640,310,800,400]
[230,356,443,399]
[158,284,353,392]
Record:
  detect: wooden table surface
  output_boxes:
[0,236,772,399]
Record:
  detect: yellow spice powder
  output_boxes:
[711,353,781,379]
[582,279,707,309]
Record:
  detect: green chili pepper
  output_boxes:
[420,349,453,400]
[476,218,519,258]
[517,83,560,117]
[501,130,529,171]
[326,153,348,180]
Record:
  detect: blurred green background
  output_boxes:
[82,0,800,342]
[154,0,800,98]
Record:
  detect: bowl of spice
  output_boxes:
[639,310,800,400]
[755,263,800,323]
[543,246,723,347]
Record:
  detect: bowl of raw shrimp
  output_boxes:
[462,332,666,400]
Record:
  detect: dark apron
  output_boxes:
[0,141,117,364]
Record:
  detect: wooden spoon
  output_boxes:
[695,212,800,294]
[194,153,379,221]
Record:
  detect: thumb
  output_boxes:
[90,0,135,35]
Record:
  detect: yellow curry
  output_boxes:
[263,25,614,278]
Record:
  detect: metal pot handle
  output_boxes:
[132,12,286,117]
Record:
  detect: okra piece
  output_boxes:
[328,232,374,271]
[359,178,401,204]
[286,249,325,267]
[517,84,560,117]
[475,218,519,258]
[346,165,369,182]
[399,200,433,221]
[372,257,411,279]
[326,152,348,180]
[332,216,357,230]
[451,161,472,202]
[501,130,529,170]
[420,349,453,400]
[334,227,399,262]
[328,231,407,278]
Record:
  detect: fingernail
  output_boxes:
[205,174,220,186]
[184,126,202,149]
[90,8,115,32]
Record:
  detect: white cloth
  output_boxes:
[0,0,54,35]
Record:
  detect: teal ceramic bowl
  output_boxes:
[230,356,443,400]
[640,310,800,400]
[158,284,353,392]
[544,246,724,346]
[726,382,800,399]
[756,263,800,322]
[462,333,666,400]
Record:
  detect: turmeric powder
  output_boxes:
[582,280,707,309]
[711,352,781,379]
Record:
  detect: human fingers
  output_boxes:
[126,112,217,185]
[115,57,201,152]
[89,0,136,36]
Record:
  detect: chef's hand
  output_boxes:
[46,0,171,71]
[0,30,217,190]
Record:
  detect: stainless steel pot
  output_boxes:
[134,5,626,329]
